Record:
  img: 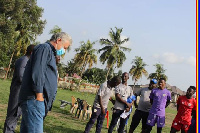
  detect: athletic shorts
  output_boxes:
[146,113,165,127]
[171,119,190,132]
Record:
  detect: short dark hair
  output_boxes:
[159,78,166,82]
[111,76,121,84]
[26,45,35,56]
[189,86,196,92]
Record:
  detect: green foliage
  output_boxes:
[65,59,81,76]
[49,25,62,34]
[82,67,107,85]
[129,56,148,85]
[98,27,131,78]
[57,63,67,78]
[148,63,168,81]
[0,0,46,68]
[74,40,97,77]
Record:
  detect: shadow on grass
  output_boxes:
[52,105,71,115]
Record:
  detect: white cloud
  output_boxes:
[186,56,196,67]
[162,52,184,64]
[152,52,196,67]
[152,54,160,59]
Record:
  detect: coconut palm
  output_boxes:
[148,63,168,81]
[74,40,97,79]
[4,30,34,79]
[98,27,131,79]
[129,56,148,86]
[49,25,62,34]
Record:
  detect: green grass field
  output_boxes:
[0,79,178,133]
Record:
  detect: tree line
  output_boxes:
[55,26,167,86]
[0,0,167,85]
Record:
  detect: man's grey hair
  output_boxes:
[50,32,72,44]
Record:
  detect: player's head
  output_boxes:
[186,86,196,98]
[158,78,166,90]
[110,76,121,87]
[25,44,35,56]
[121,72,129,83]
[149,79,157,89]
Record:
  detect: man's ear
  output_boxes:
[56,38,62,43]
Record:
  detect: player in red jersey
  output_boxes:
[170,86,196,133]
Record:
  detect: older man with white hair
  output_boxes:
[19,32,72,133]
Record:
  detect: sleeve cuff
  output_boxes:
[32,84,43,93]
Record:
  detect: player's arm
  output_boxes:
[149,90,154,105]
[191,110,196,118]
[191,99,196,118]
[134,93,138,108]
[98,95,105,115]
[115,93,132,109]
[165,100,170,108]
[165,91,171,108]
[176,96,180,111]
[150,99,153,105]
[109,97,115,105]
[176,105,179,111]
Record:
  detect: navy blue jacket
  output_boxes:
[19,42,57,114]
[7,56,29,115]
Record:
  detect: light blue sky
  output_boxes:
[37,0,196,91]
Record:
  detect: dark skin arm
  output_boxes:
[192,110,196,119]
[165,100,170,108]
[115,93,132,109]
[98,95,105,115]
[134,93,138,108]
[150,99,153,105]
[176,104,179,111]
[109,97,115,105]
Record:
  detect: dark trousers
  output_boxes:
[129,109,149,132]
[108,109,129,133]
[3,107,21,133]
[84,107,107,133]
[188,118,196,133]
[4,85,22,133]
[146,125,162,133]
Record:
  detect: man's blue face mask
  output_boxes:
[56,48,65,56]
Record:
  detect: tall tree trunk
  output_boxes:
[133,79,137,88]
[4,51,15,80]
[78,53,88,90]
[106,67,111,80]
[78,62,87,90]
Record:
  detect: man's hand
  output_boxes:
[134,104,138,108]
[36,93,44,101]
[101,108,106,115]
[126,103,132,109]
[125,108,130,112]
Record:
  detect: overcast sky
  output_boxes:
[36,0,196,91]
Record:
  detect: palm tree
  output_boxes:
[74,40,97,88]
[49,25,62,34]
[98,27,131,79]
[148,63,168,81]
[65,59,81,76]
[129,56,148,86]
[4,30,34,79]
